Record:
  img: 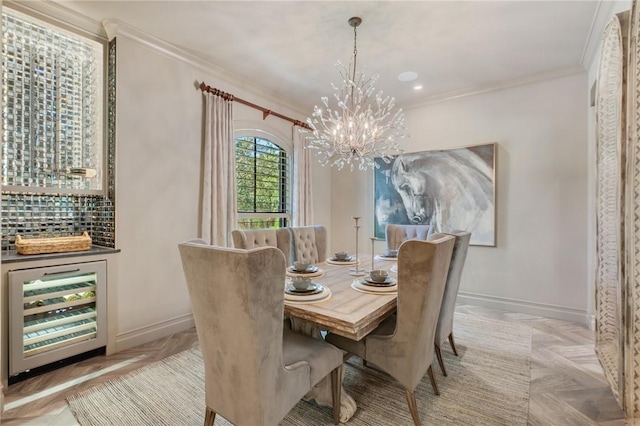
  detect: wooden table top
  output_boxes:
[284,255,398,341]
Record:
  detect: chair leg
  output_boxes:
[427,365,440,395]
[434,344,447,376]
[405,389,422,426]
[204,407,216,426]
[331,364,343,425]
[448,333,458,356]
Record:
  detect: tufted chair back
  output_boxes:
[178,240,343,425]
[385,224,433,252]
[289,225,327,263]
[325,236,455,425]
[231,228,292,265]
[430,230,471,376]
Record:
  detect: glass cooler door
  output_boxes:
[9,261,107,377]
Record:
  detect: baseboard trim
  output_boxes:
[588,314,596,331]
[115,313,194,353]
[457,291,588,324]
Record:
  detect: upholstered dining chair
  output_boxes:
[289,225,327,263]
[385,224,433,252]
[430,231,471,376]
[178,240,343,425]
[231,227,292,264]
[326,236,455,426]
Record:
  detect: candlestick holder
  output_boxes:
[350,216,366,276]
[370,237,376,272]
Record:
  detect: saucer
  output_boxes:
[285,285,332,303]
[330,256,354,262]
[285,283,323,295]
[288,265,319,274]
[364,277,396,287]
[326,258,359,266]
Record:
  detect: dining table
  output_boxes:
[284,253,399,423]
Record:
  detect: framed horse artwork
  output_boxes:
[374,143,496,247]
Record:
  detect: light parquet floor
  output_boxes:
[0,304,627,425]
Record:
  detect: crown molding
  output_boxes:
[580,0,616,69]
[2,1,308,117]
[402,64,586,110]
[3,0,108,41]
[101,18,309,116]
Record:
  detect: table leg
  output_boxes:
[290,318,357,423]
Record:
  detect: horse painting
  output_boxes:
[374,143,495,246]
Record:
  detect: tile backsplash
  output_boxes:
[1,192,115,251]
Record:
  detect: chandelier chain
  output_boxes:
[352,24,358,85]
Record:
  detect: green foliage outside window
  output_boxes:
[235,136,289,229]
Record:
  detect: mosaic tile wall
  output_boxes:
[1,38,117,252]
[1,12,102,191]
[1,193,114,250]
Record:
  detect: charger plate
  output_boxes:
[351,280,397,294]
[284,285,332,303]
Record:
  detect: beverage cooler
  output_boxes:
[8,261,107,378]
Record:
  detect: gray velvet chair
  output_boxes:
[326,236,455,426]
[385,224,433,252]
[430,231,471,376]
[289,225,327,263]
[231,228,292,264]
[178,240,343,425]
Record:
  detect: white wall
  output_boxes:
[330,72,590,322]
[112,31,331,349]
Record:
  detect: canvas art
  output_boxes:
[374,143,496,246]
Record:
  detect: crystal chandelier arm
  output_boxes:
[301,16,407,171]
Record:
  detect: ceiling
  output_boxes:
[51,1,599,112]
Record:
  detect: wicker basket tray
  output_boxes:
[16,232,92,255]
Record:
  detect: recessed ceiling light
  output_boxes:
[413,85,423,90]
[398,71,418,82]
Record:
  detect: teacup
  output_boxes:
[385,249,399,258]
[293,260,312,271]
[369,269,389,283]
[291,276,313,290]
[334,251,349,260]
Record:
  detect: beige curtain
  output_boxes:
[292,126,313,226]
[201,92,237,246]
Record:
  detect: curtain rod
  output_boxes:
[199,82,311,130]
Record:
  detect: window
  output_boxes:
[235,135,290,229]
[2,10,104,193]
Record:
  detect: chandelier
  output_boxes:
[301,16,407,171]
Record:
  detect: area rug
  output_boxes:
[67,314,531,425]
